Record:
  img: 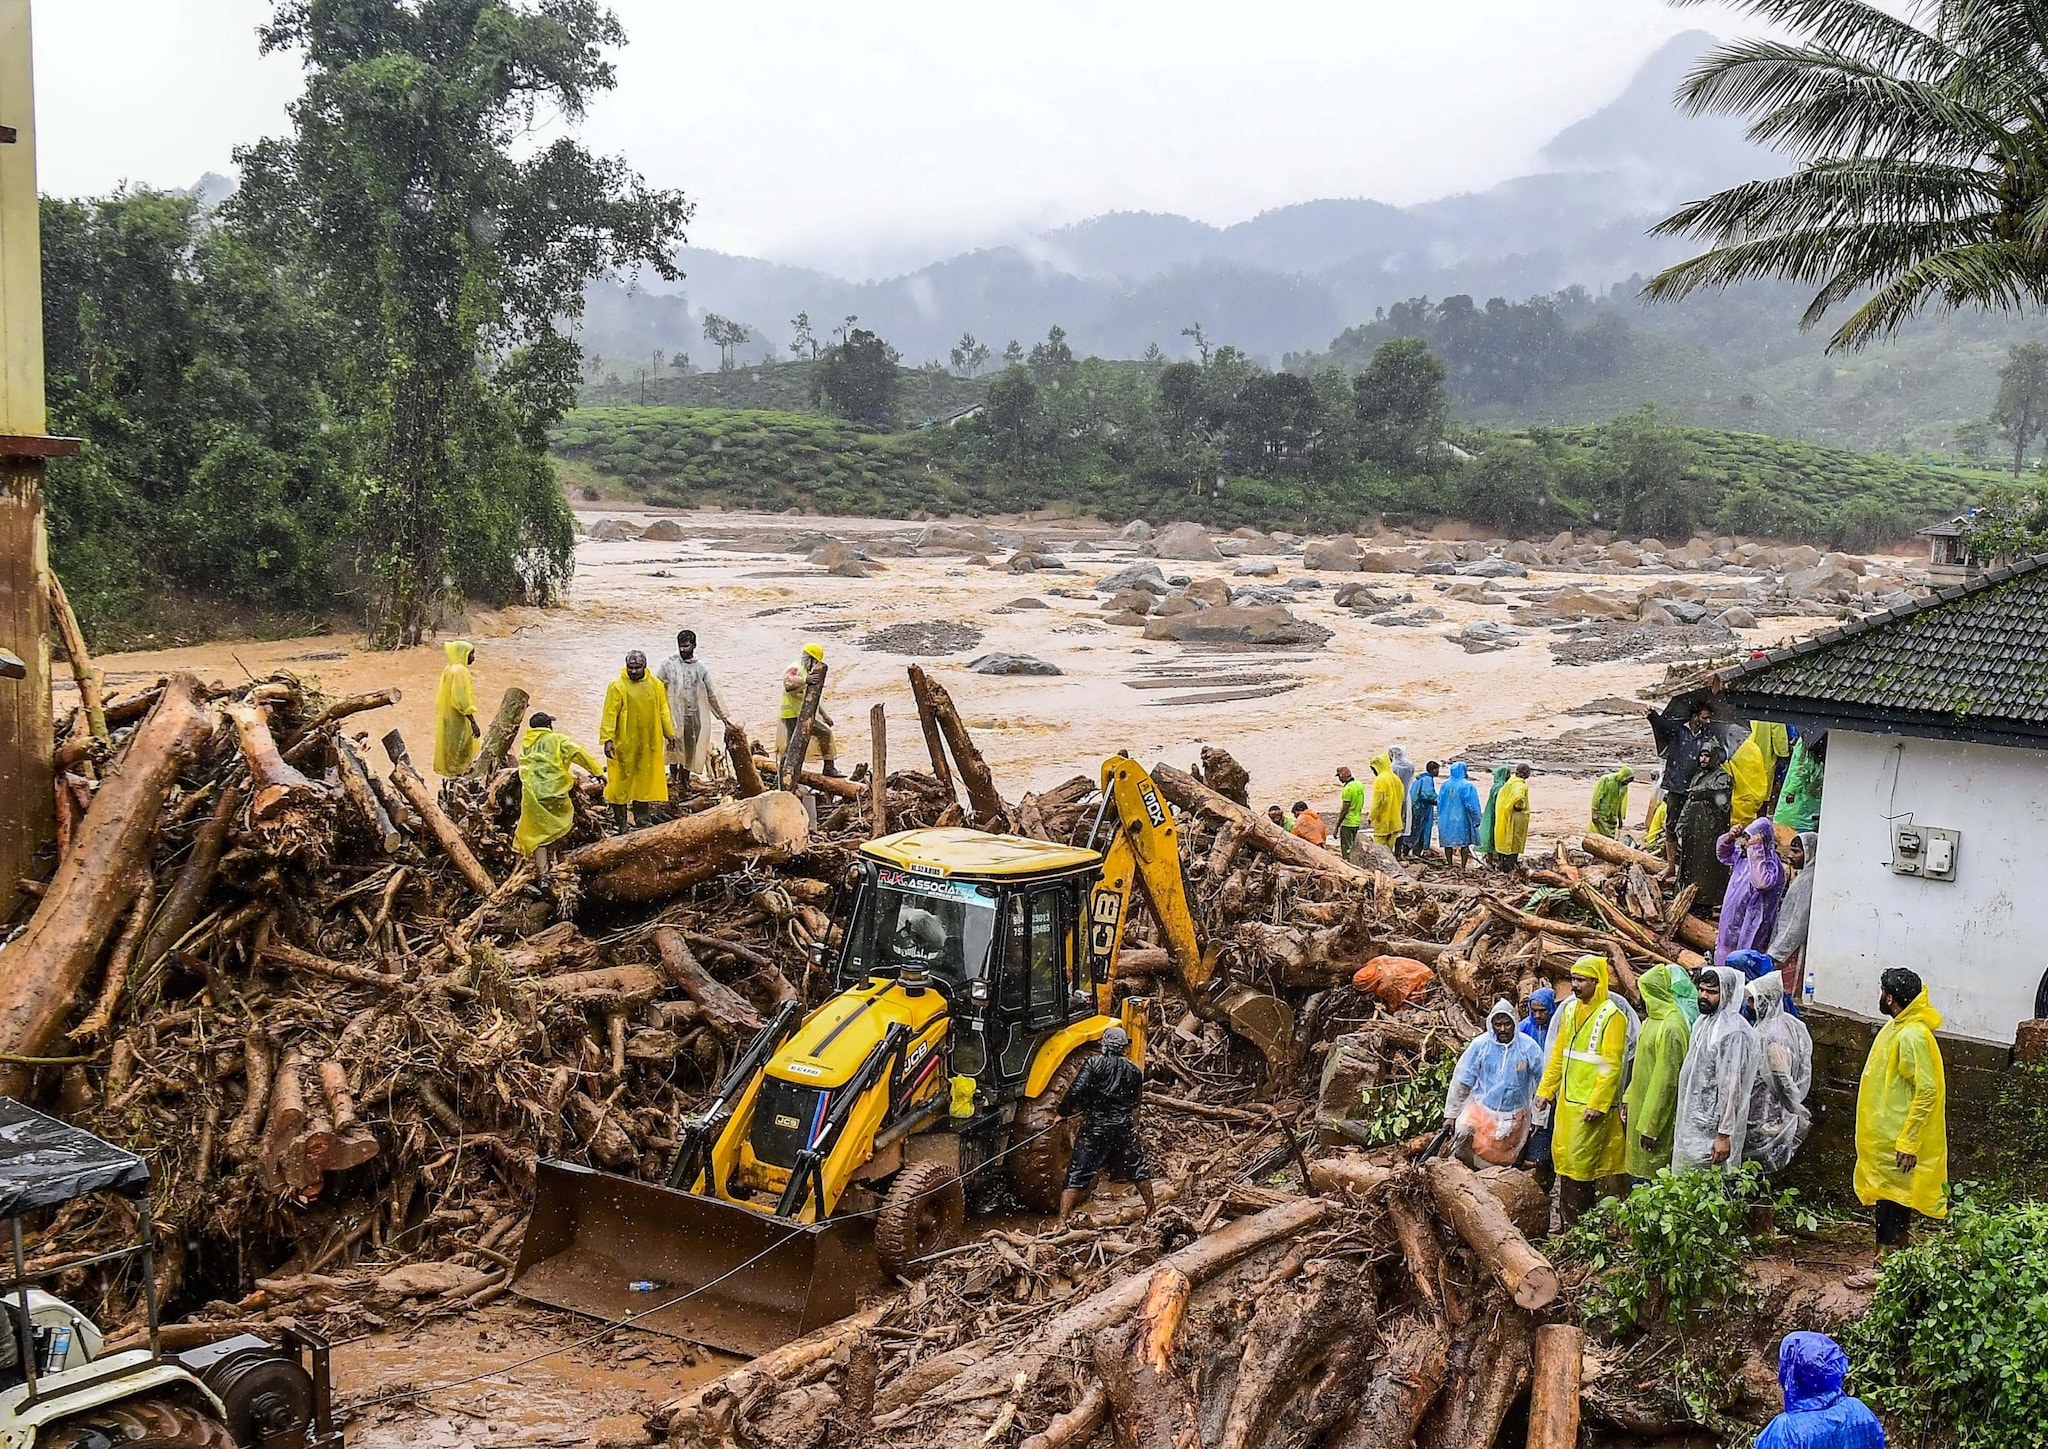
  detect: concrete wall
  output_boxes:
[1809,730,2047,1045]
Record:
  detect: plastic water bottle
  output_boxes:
[629,1281,658,1293]
[46,1325,71,1371]
[1802,968,1815,1009]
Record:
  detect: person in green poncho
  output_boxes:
[1662,959,1700,1027]
[1477,765,1510,858]
[1623,963,1691,1180]
[1589,766,1634,838]
[515,713,605,869]
[1773,734,1825,833]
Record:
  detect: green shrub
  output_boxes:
[1843,1196,2048,1449]
[1561,1165,1811,1331]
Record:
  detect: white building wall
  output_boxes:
[1809,730,2048,1044]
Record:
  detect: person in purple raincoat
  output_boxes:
[1715,818,1787,967]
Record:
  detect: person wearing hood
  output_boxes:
[1622,963,1690,1181]
[1766,832,1820,1007]
[1756,1333,1886,1449]
[1387,746,1417,832]
[1369,753,1405,851]
[657,629,733,797]
[1856,968,1947,1246]
[779,643,839,776]
[1717,819,1789,966]
[514,713,604,869]
[1673,965,1764,1175]
[1443,1000,1548,1167]
[1057,1026,1154,1227]
[1401,761,1440,859]
[1774,734,1826,834]
[1656,960,1700,1027]
[600,650,674,831]
[1590,766,1634,838]
[1678,739,1735,902]
[1477,765,1510,860]
[1729,723,1776,832]
[1437,762,1483,868]
[1536,955,1631,1222]
[433,640,483,776]
[1518,986,1559,1188]
[1491,764,1532,871]
[1746,974,1814,1175]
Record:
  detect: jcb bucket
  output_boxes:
[512,1159,877,1358]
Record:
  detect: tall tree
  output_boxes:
[702,313,749,370]
[788,310,818,360]
[1645,0,2048,351]
[810,327,901,425]
[236,0,689,645]
[949,331,990,378]
[1994,341,2048,474]
[1027,325,1074,383]
[1352,337,1449,468]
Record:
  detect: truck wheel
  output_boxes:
[41,1397,238,1449]
[874,1160,965,1279]
[1008,1054,1083,1212]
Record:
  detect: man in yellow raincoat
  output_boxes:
[779,643,839,776]
[600,650,674,831]
[1855,967,1947,1247]
[1368,753,1404,850]
[1536,954,1630,1224]
[1728,723,1776,831]
[1492,763,1532,871]
[514,713,604,870]
[433,640,482,776]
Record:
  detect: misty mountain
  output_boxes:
[588,29,1774,373]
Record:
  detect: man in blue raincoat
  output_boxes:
[1756,1333,1886,1449]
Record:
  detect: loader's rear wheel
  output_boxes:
[874,1160,965,1278]
[40,1396,238,1449]
[1008,1054,1084,1212]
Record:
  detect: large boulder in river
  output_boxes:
[1104,589,1158,616]
[1098,562,1169,594]
[1142,604,1334,647]
[1303,537,1362,571]
[587,518,643,542]
[917,522,997,553]
[1185,577,1234,608]
[1120,519,1154,542]
[1154,521,1224,561]
[968,653,1062,676]
[641,518,686,542]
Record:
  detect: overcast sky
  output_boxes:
[31,0,1765,278]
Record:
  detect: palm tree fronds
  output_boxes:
[1827,240,2048,348]
[1669,0,1951,74]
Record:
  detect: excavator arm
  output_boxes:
[1086,757,1294,1066]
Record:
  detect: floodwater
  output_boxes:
[87,505,1839,848]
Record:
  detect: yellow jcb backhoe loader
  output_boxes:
[511,757,1291,1356]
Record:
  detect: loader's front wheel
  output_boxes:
[874,1160,965,1279]
[40,1396,238,1449]
[1007,1054,1083,1212]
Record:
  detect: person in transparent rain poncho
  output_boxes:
[1746,974,1814,1175]
[1442,1000,1548,1167]
[1673,965,1763,1175]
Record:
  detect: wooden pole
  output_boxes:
[777,660,827,792]
[381,729,496,897]
[1526,1323,1583,1449]
[561,791,808,904]
[45,571,104,745]
[0,5,55,925]
[908,665,1003,825]
[1420,1157,1560,1310]
[466,686,530,778]
[332,733,401,853]
[868,703,888,840]
[905,665,957,803]
[725,720,765,798]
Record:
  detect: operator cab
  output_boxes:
[836,829,1106,1090]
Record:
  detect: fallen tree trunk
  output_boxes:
[332,734,401,853]
[725,721,766,798]
[654,928,764,1036]
[1019,1383,1107,1449]
[1217,1263,1358,1449]
[227,702,323,822]
[874,1197,1327,1417]
[1421,1296,1534,1449]
[46,571,108,746]
[1527,1324,1583,1449]
[908,665,1004,825]
[1421,1157,1558,1310]
[467,687,531,779]
[1306,1155,1395,1201]
[1096,1266,1198,1449]
[1150,763,1386,887]
[562,791,808,905]
[1579,833,1669,877]
[905,666,957,805]
[750,754,864,799]
[68,869,153,1043]
[1675,913,1718,953]
[530,963,665,1008]
[280,687,403,766]
[1326,1314,1447,1449]
[382,731,496,897]
[0,675,212,1097]
[652,1306,890,1440]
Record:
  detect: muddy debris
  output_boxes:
[856,620,985,656]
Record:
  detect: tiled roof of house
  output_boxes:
[1717,555,2048,735]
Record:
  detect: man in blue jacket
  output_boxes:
[1756,1333,1886,1449]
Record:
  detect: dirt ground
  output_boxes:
[86,507,1852,851]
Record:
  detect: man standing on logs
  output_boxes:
[1055,1026,1155,1228]
[1535,955,1630,1225]
[515,712,604,871]
[657,629,733,799]
[1334,767,1365,863]
[433,640,482,776]
[600,650,673,832]
[779,643,840,777]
